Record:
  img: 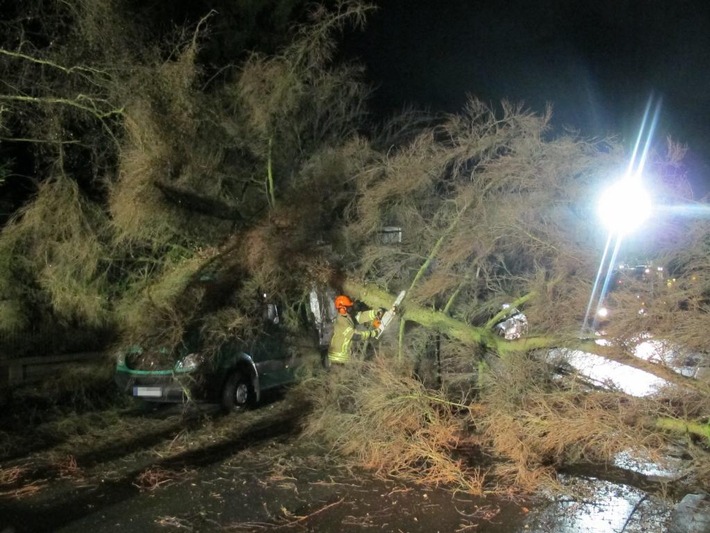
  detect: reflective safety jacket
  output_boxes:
[328,309,378,364]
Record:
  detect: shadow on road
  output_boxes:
[1,399,303,533]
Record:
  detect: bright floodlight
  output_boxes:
[598,179,652,234]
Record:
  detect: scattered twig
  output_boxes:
[619,494,648,533]
[455,520,480,532]
[273,497,345,529]
[56,454,84,480]
[309,479,363,488]
[0,480,48,499]
[455,504,500,520]
[227,521,273,531]
[0,466,26,485]
[384,486,413,497]
[156,515,194,530]
[134,466,194,492]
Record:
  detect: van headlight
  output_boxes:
[175,353,203,372]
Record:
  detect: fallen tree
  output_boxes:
[1,0,708,499]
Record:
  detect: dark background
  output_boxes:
[341,0,710,195]
[2,0,709,199]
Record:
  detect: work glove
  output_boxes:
[371,328,381,340]
[376,307,386,319]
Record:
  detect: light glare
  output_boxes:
[598,180,652,234]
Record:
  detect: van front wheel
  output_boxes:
[221,371,254,412]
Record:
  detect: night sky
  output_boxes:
[342,0,710,194]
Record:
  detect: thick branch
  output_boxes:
[344,279,710,395]
[345,279,497,348]
[656,417,710,443]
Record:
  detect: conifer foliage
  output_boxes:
[0,0,709,495]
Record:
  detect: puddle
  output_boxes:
[613,449,687,481]
[631,337,709,379]
[547,348,669,397]
[523,475,672,533]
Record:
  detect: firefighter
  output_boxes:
[327,294,385,366]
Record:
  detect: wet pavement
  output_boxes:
[0,396,689,532]
[525,475,672,533]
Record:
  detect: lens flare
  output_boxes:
[598,179,652,235]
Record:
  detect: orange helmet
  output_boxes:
[334,294,353,315]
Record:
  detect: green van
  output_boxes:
[114,300,314,411]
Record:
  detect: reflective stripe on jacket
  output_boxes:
[328,310,377,364]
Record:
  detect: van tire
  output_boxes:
[221,371,254,412]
